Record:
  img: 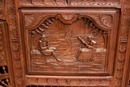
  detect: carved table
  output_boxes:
[0,0,130,87]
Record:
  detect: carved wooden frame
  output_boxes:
[5,0,130,87]
[20,9,119,77]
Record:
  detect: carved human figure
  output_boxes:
[38,35,62,62]
[75,35,97,61]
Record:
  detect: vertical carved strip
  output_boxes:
[0,22,7,66]
[6,0,23,87]
[114,0,130,87]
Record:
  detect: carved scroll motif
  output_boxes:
[18,0,120,7]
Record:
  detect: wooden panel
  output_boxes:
[4,0,130,87]
[20,9,119,76]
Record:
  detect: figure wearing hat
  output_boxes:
[75,34,97,61]
[38,35,62,62]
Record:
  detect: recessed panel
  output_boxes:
[20,9,119,75]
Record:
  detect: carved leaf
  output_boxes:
[87,0,95,5]
[96,0,107,5]
[57,79,67,85]
[100,15,112,28]
[25,14,35,26]
[38,78,48,84]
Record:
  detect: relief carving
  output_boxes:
[38,35,62,62]
[6,0,129,87]
[6,0,24,87]
[18,0,120,7]
[26,77,111,86]
[26,14,109,74]
[75,35,97,62]
[113,0,130,87]
[0,23,7,66]
[25,14,35,27]
[100,15,112,28]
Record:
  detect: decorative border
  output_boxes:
[6,0,24,87]
[114,0,130,87]
[25,77,112,86]
[18,0,121,8]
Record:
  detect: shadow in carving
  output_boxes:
[26,14,109,74]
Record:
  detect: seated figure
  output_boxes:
[38,35,62,62]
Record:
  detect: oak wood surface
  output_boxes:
[0,0,130,87]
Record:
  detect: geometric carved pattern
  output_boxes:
[114,0,130,87]
[26,77,111,86]
[18,0,121,8]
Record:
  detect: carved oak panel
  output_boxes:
[0,21,7,66]
[20,9,119,76]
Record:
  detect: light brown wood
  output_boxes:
[0,0,130,87]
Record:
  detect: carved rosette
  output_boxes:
[114,0,130,87]
[6,0,24,87]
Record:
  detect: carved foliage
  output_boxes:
[0,0,5,19]
[0,22,10,87]
[0,22,6,66]
[18,0,120,7]
[6,0,23,87]
[26,77,111,86]
[114,0,130,87]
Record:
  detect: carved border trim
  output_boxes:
[6,0,24,87]
[114,0,130,87]
[0,22,7,66]
[25,77,112,86]
[18,0,121,8]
